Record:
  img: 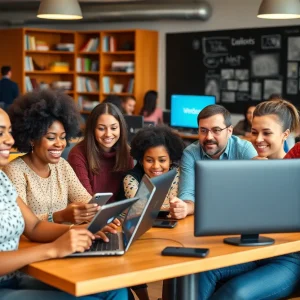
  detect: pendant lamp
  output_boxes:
[37,0,83,20]
[257,0,300,19]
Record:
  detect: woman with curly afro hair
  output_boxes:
[118,125,193,220]
[3,90,99,225]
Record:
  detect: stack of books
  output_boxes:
[78,96,99,111]
[111,61,134,72]
[55,43,75,52]
[51,81,72,91]
[49,62,70,72]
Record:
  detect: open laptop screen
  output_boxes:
[122,175,155,248]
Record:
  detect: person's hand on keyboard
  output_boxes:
[94,222,119,242]
[50,228,95,258]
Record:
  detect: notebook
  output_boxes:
[69,174,156,256]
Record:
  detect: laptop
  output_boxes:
[124,115,144,143]
[150,169,177,221]
[125,169,177,243]
[70,174,156,256]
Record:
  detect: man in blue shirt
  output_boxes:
[0,66,19,111]
[177,105,257,214]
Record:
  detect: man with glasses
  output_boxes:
[177,104,257,215]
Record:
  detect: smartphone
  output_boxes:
[152,220,177,228]
[157,210,170,219]
[162,247,209,258]
[89,193,113,206]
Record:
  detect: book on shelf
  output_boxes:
[102,76,110,93]
[25,56,34,71]
[80,38,99,52]
[111,61,134,72]
[25,76,39,92]
[25,35,49,51]
[77,76,99,92]
[102,36,116,52]
[126,78,134,93]
[76,58,99,72]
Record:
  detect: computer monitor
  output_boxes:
[124,115,144,143]
[170,94,216,129]
[194,159,300,246]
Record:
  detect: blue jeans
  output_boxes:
[0,274,128,300]
[199,253,300,300]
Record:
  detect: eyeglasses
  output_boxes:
[199,126,230,136]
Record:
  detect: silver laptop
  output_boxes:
[70,174,156,256]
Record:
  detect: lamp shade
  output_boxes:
[37,0,83,20]
[257,0,300,19]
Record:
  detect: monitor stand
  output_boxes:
[224,234,274,246]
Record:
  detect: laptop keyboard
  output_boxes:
[89,233,120,252]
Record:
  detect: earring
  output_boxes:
[31,143,34,153]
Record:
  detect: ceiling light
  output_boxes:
[37,0,83,20]
[257,0,300,19]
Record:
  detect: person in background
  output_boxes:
[140,90,163,125]
[121,96,136,115]
[102,95,123,112]
[0,107,128,300]
[233,104,255,136]
[179,104,257,206]
[197,100,300,300]
[251,98,299,159]
[0,66,19,111]
[118,125,188,219]
[68,103,134,202]
[3,90,97,224]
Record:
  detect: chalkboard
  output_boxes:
[166,25,300,114]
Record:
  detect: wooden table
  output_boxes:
[20,216,300,298]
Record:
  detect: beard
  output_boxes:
[202,140,223,157]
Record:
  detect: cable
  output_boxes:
[138,237,184,247]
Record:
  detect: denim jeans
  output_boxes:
[0,274,128,300]
[199,253,300,300]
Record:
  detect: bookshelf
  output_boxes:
[0,28,158,115]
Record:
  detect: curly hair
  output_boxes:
[9,90,81,153]
[130,125,185,166]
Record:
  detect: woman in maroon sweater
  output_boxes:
[68,103,134,203]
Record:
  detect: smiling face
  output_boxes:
[198,114,233,159]
[32,120,67,164]
[251,114,289,159]
[122,98,136,115]
[94,114,120,152]
[142,145,171,178]
[0,109,14,167]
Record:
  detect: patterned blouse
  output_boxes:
[3,157,91,221]
[123,167,180,210]
[0,171,24,283]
